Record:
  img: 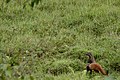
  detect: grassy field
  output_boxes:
[0,0,120,80]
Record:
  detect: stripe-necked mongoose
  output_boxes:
[86,52,108,75]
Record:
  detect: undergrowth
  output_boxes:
[0,0,120,80]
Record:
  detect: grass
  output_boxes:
[0,0,120,80]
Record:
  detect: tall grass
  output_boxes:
[0,0,120,80]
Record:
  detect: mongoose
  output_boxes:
[86,52,108,75]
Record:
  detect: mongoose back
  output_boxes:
[86,63,108,75]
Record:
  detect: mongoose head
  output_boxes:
[85,52,93,57]
[85,52,96,63]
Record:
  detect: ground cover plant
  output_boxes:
[0,0,120,80]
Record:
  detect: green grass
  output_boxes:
[0,0,120,80]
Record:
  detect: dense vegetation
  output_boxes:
[0,0,120,80]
